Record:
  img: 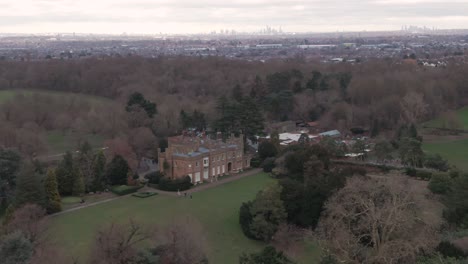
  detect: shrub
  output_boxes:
[436,241,467,259]
[340,166,367,176]
[158,176,192,192]
[449,169,461,179]
[239,201,255,239]
[239,246,293,264]
[405,167,417,177]
[258,141,278,161]
[250,157,261,168]
[416,170,432,181]
[144,171,164,184]
[132,192,158,198]
[111,185,143,196]
[377,165,391,173]
[429,174,452,194]
[262,157,276,173]
[425,154,450,172]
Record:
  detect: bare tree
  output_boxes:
[1,204,74,264]
[400,92,428,124]
[31,243,76,264]
[271,224,304,260]
[89,219,154,264]
[317,176,440,264]
[154,217,209,264]
[104,137,139,171]
[128,127,156,163]
[5,204,49,247]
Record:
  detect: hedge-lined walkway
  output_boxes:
[52,168,263,216]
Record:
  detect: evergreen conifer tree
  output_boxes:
[15,164,45,208]
[72,170,85,196]
[56,151,76,196]
[44,168,61,214]
[106,155,130,186]
[92,151,107,191]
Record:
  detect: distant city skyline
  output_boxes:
[1,0,468,34]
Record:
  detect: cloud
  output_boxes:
[0,0,466,33]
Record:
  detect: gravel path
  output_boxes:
[51,168,263,216]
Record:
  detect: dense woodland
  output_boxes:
[1,56,468,263]
[0,57,468,141]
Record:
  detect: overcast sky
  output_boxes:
[1,0,468,34]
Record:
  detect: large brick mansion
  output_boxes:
[158,133,251,184]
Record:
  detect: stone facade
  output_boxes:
[158,134,251,184]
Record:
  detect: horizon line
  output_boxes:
[2,28,468,37]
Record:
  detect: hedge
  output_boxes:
[404,167,438,181]
[340,166,367,176]
[332,159,399,172]
[158,176,192,192]
[144,171,165,184]
[111,185,143,196]
[416,170,432,181]
[132,192,158,198]
[262,157,276,173]
[250,157,261,168]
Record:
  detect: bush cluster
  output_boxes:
[132,192,158,198]
[158,176,192,192]
[428,174,452,194]
[250,157,261,168]
[436,241,467,259]
[416,170,433,181]
[405,167,433,180]
[262,157,276,173]
[144,171,165,184]
[339,166,367,176]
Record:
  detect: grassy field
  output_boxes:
[0,89,113,106]
[421,106,468,171]
[61,193,117,210]
[49,173,320,264]
[423,106,468,130]
[45,130,105,155]
[0,89,113,155]
[423,139,468,171]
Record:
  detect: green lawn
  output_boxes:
[45,130,105,155]
[61,193,117,210]
[423,106,468,130]
[49,173,320,264]
[0,89,112,155]
[0,89,113,106]
[423,139,468,171]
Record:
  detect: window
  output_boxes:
[195,161,199,167]
[204,159,208,165]
[222,154,225,160]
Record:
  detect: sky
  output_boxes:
[0,0,468,34]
